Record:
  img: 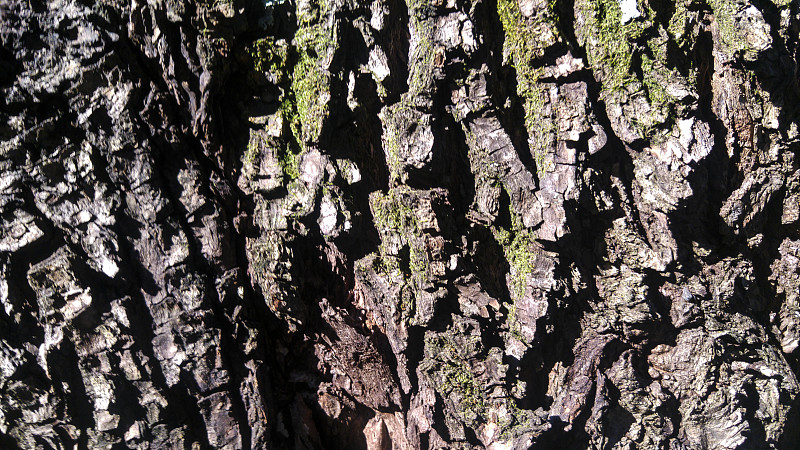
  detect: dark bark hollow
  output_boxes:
[1,0,799,448]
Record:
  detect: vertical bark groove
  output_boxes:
[1,0,800,448]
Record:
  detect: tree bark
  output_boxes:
[1,0,799,448]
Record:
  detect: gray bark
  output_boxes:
[1,0,799,448]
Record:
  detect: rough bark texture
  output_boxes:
[2,0,800,448]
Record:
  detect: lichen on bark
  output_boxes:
[2,0,800,448]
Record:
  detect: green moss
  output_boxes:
[291,24,333,144]
[533,148,553,180]
[496,0,556,177]
[245,22,330,179]
[404,0,431,12]
[280,146,300,180]
[493,203,537,300]
[244,138,259,167]
[244,130,298,181]
[247,5,333,148]
[386,138,401,183]
[464,127,505,185]
[667,0,694,47]
[371,188,417,235]
[271,99,302,180]
[382,109,405,184]
[296,0,328,24]
[496,0,557,63]
[375,81,388,99]
[248,37,289,78]
[497,397,535,441]
[403,0,437,103]
[399,285,415,315]
[505,302,528,343]
[408,37,435,99]
[424,334,486,422]
[503,230,537,298]
[374,253,401,275]
[370,188,432,277]
[487,200,538,342]
[409,244,429,279]
[707,0,750,56]
[577,0,694,138]
[638,52,676,134]
[441,364,485,420]
[199,0,233,16]
[369,188,441,324]
[381,104,424,184]
[365,251,418,321]
[641,56,668,106]
[577,0,643,92]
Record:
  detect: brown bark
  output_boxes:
[1,0,799,448]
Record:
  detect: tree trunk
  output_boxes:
[1,0,799,448]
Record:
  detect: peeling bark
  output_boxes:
[2,0,800,448]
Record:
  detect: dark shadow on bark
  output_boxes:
[436,93,476,216]
[603,385,636,447]
[5,207,63,345]
[378,0,411,105]
[778,394,800,448]
[326,79,386,259]
[48,339,93,448]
